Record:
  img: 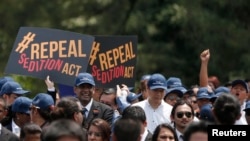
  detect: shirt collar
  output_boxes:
[84,98,93,111]
[0,123,2,135]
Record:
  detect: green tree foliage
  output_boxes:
[1,0,250,94]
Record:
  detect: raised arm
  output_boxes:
[199,49,210,87]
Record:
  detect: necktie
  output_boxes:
[180,135,184,141]
[82,108,88,119]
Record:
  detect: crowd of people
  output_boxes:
[0,49,250,141]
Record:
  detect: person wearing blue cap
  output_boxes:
[126,92,141,104]
[230,79,249,125]
[199,103,214,122]
[164,87,186,106]
[30,93,55,129]
[4,97,32,137]
[0,76,14,90]
[209,86,230,104]
[196,87,213,110]
[0,81,30,127]
[74,72,113,129]
[132,73,172,134]
[0,97,19,141]
[0,81,30,107]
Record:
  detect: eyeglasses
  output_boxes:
[176,111,192,118]
[87,131,102,137]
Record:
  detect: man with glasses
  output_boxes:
[170,100,195,141]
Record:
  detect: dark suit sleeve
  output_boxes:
[47,89,57,104]
[0,127,19,141]
[9,135,19,141]
[102,105,114,126]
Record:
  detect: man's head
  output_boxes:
[230,79,249,105]
[196,87,212,108]
[20,123,42,141]
[164,87,186,106]
[74,72,95,106]
[170,100,194,130]
[12,96,32,127]
[147,73,167,103]
[41,119,86,141]
[122,106,147,133]
[213,93,241,124]
[30,93,54,122]
[112,118,141,141]
[51,96,83,125]
[100,88,117,110]
[0,81,30,106]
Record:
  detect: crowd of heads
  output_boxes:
[1,50,250,141]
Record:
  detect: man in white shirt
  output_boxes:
[230,79,248,125]
[132,73,172,133]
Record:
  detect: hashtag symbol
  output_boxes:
[15,32,36,53]
[89,42,100,65]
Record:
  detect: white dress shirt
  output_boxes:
[235,101,247,125]
[82,98,93,118]
[12,119,20,137]
[132,99,173,133]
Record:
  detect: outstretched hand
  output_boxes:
[45,75,54,89]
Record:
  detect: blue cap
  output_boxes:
[200,104,214,122]
[75,72,95,86]
[12,97,32,114]
[126,92,141,103]
[147,73,167,90]
[244,101,250,111]
[32,93,54,110]
[166,77,183,88]
[0,76,14,90]
[0,81,30,96]
[196,87,212,99]
[166,86,187,97]
[214,86,230,94]
[140,74,151,81]
[231,79,249,93]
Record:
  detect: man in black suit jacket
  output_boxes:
[74,72,114,129]
[0,126,19,141]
